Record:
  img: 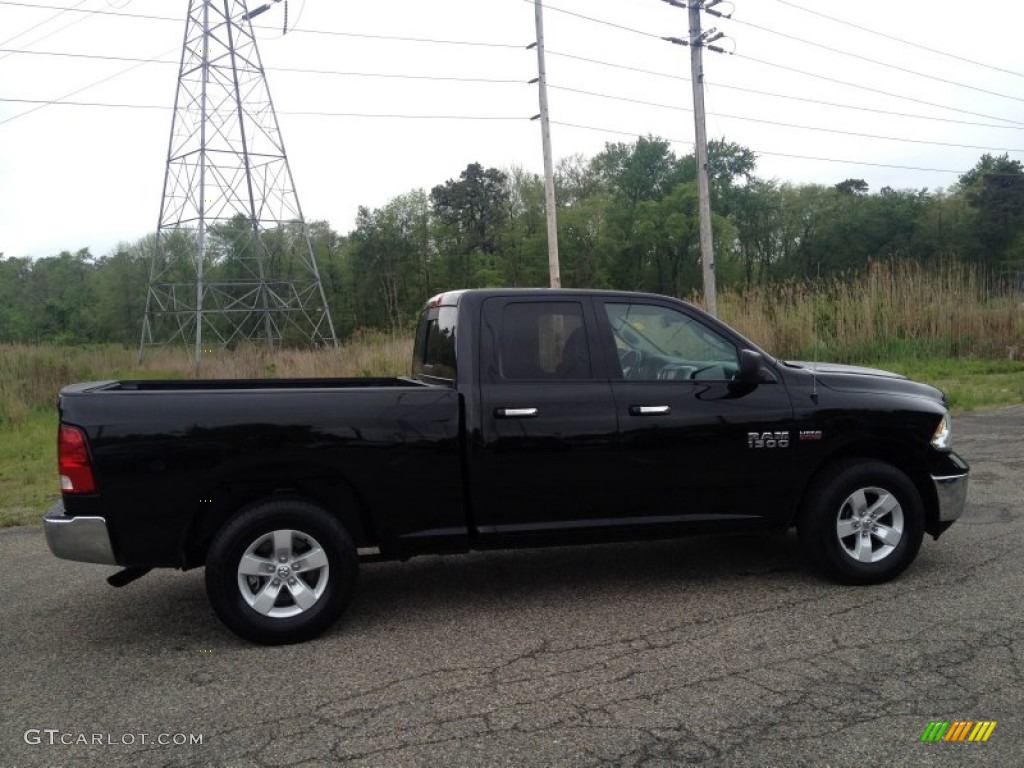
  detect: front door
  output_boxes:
[596,298,797,528]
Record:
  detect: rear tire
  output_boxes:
[798,459,924,585]
[205,499,358,645]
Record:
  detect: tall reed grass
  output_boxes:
[719,260,1022,362]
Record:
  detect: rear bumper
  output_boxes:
[43,500,117,565]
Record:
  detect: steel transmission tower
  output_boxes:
[140,0,336,364]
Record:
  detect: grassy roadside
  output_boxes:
[0,409,58,528]
[875,358,1024,412]
[1,357,1021,529]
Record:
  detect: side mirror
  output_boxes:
[737,349,763,384]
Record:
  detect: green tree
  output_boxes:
[557,193,613,289]
[957,153,1024,269]
[25,249,99,342]
[347,191,435,331]
[0,256,33,341]
[430,163,510,286]
[92,238,151,344]
[501,166,548,287]
[834,178,869,196]
[589,136,687,290]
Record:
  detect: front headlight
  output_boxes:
[931,413,952,451]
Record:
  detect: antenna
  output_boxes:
[139,0,336,367]
[811,304,820,404]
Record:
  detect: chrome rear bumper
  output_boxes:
[43,500,117,565]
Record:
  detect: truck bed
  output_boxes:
[58,378,464,568]
[68,376,428,392]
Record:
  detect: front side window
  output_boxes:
[499,302,591,380]
[604,302,738,380]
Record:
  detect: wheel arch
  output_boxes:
[794,440,939,535]
[180,466,378,569]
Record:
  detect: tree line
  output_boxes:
[1,138,1021,345]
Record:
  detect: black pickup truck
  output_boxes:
[45,288,969,644]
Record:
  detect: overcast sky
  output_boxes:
[1,0,1022,259]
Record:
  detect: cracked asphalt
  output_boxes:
[1,406,1021,768]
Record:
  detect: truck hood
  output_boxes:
[782,360,945,403]
[784,361,905,379]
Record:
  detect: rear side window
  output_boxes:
[412,306,457,382]
[498,302,591,380]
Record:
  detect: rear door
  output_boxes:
[469,296,622,536]
[596,297,797,528]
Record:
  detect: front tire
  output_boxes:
[799,459,924,585]
[205,499,358,644]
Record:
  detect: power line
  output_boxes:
[0,46,175,64]
[750,149,967,175]
[0,48,528,83]
[0,0,113,64]
[547,48,1024,129]
[550,120,970,174]
[0,1,525,47]
[548,48,687,82]
[4,2,1021,137]
[775,0,1024,80]
[549,84,688,113]
[0,43,178,126]
[520,2,1024,125]
[0,0,88,49]
[0,0,174,23]
[547,84,1024,151]
[538,12,1024,128]
[4,89,1019,156]
[282,27,522,48]
[6,2,1018,129]
[727,13,1024,105]
[5,44,1020,135]
[264,67,523,84]
[705,81,1020,131]
[0,97,527,120]
[278,111,525,120]
[734,52,1024,127]
[0,96,165,110]
[522,0,664,41]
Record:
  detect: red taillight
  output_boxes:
[58,425,96,494]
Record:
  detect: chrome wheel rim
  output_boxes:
[236,529,330,618]
[835,486,904,564]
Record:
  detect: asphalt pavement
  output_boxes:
[1,406,1021,768]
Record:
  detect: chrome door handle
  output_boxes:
[629,405,671,416]
[495,407,539,418]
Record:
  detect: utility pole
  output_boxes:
[689,1,716,316]
[529,0,561,288]
[662,0,729,316]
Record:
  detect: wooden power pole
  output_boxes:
[688,1,717,316]
[531,0,561,288]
